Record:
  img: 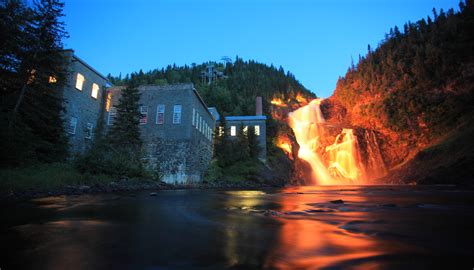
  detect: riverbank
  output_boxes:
[0,163,281,201]
[1,179,280,201]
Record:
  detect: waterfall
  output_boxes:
[287,99,387,185]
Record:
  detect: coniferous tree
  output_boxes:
[247,125,260,159]
[236,124,249,161]
[108,77,142,151]
[0,0,69,165]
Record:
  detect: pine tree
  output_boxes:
[0,0,69,165]
[108,77,142,150]
[236,124,249,161]
[247,125,260,159]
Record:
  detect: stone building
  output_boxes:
[107,84,216,183]
[61,50,111,154]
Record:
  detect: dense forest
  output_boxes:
[333,1,473,144]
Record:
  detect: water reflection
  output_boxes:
[1,187,473,269]
[265,187,384,269]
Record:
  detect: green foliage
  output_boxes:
[0,163,113,192]
[335,1,474,141]
[0,0,69,166]
[76,78,146,178]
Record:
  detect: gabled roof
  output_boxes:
[64,49,112,86]
[225,115,267,121]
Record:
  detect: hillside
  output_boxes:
[325,2,474,183]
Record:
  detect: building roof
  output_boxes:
[64,49,112,86]
[207,107,220,121]
[225,115,267,121]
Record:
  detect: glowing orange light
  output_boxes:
[271,98,287,107]
[276,136,293,158]
[105,92,112,112]
[295,92,308,104]
[288,99,364,185]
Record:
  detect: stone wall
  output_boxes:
[107,84,215,183]
[62,52,109,155]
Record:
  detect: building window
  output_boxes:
[173,105,182,124]
[156,104,165,124]
[197,115,201,131]
[140,105,148,124]
[192,108,195,126]
[85,123,93,139]
[219,126,224,136]
[255,125,260,136]
[243,125,248,135]
[49,76,57,83]
[107,107,117,125]
[75,73,84,91]
[66,117,77,135]
[106,92,112,112]
[91,83,99,99]
[230,125,236,136]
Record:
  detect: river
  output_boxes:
[1,186,473,269]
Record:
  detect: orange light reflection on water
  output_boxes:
[264,186,386,270]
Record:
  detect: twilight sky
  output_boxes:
[63,0,460,98]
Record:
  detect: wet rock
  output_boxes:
[79,185,90,191]
[264,210,281,217]
[285,211,307,216]
[330,199,344,204]
[149,192,157,196]
[305,208,334,213]
[381,203,397,207]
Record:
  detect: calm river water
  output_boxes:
[1,186,473,269]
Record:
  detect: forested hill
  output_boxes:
[107,58,316,117]
[329,1,474,183]
[333,1,473,142]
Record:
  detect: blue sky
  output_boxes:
[63,0,460,98]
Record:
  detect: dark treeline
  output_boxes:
[0,0,69,166]
[335,0,474,141]
[108,58,315,117]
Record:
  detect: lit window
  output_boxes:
[219,126,224,136]
[243,125,248,134]
[49,76,57,83]
[105,92,112,111]
[107,107,117,125]
[75,73,84,91]
[173,105,182,124]
[230,126,236,136]
[140,105,148,124]
[66,117,77,134]
[85,123,93,139]
[192,108,196,126]
[255,125,260,136]
[27,69,36,84]
[156,104,165,124]
[91,83,99,99]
